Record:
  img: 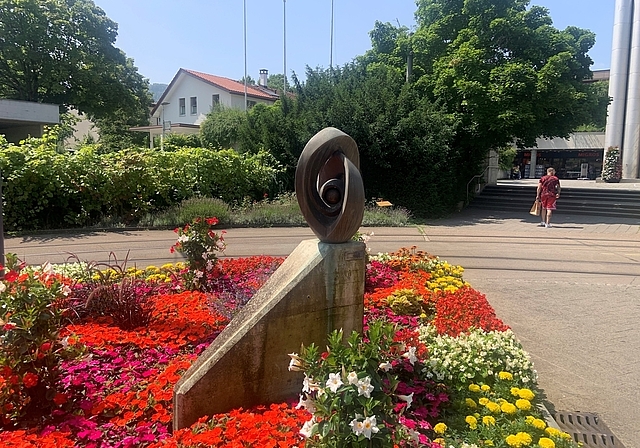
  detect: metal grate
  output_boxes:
[552,410,625,448]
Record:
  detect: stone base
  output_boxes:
[173,239,366,430]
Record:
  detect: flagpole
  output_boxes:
[283,0,287,93]
[330,0,334,68]
[243,0,248,111]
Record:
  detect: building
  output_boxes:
[514,132,604,180]
[130,68,279,147]
[0,99,59,143]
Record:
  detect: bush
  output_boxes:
[0,134,282,231]
[139,197,232,227]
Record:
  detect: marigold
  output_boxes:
[469,384,481,393]
[465,398,477,408]
[482,415,496,426]
[499,371,513,380]
[516,399,532,411]
[538,437,555,448]
[517,388,535,400]
[480,384,490,392]
[501,402,518,414]
[465,415,477,429]
[486,401,501,413]
[433,423,447,434]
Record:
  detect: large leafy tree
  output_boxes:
[0,0,151,147]
[365,0,599,177]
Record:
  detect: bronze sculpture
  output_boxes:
[295,127,365,243]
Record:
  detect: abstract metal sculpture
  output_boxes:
[295,127,365,243]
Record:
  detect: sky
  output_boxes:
[94,0,615,86]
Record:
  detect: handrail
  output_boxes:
[466,166,490,204]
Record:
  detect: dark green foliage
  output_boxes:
[0,133,281,231]
[200,106,248,149]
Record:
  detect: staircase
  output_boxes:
[468,184,640,219]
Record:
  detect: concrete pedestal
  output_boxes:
[173,239,366,430]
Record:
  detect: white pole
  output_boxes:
[622,0,640,178]
[283,0,287,93]
[243,0,248,111]
[330,0,334,68]
[605,0,633,163]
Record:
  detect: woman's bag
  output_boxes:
[529,200,541,216]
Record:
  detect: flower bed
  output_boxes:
[0,239,578,447]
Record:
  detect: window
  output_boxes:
[179,98,186,116]
[190,96,197,115]
[247,100,256,109]
[212,94,219,108]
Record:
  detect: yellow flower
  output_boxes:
[531,418,546,430]
[433,438,445,447]
[466,398,477,408]
[433,423,447,434]
[517,388,535,400]
[511,387,520,396]
[538,438,555,448]
[482,415,496,426]
[501,402,518,414]
[516,399,532,411]
[486,401,501,413]
[545,427,561,437]
[465,415,478,429]
[484,441,494,446]
[499,371,513,381]
[479,397,489,406]
[525,415,535,424]
[481,384,491,392]
[505,435,519,447]
[506,432,533,447]
[469,384,481,393]
[560,432,573,440]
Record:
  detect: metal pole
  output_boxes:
[330,0,334,68]
[283,0,287,93]
[243,0,248,111]
[161,104,165,150]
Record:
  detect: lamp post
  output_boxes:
[161,101,169,150]
[330,0,334,68]
[243,0,248,111]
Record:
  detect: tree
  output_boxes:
[267,73,290,92]
[363,0,600,185]
[0,0,151,147]
[200,105,248,149]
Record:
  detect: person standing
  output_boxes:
[536,167,561,227]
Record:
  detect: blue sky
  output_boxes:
[95,0,614,85]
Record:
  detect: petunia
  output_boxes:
[347,371,359,385]
[288,353,303,371]
[379,362,392,372]
[397,392,414,409]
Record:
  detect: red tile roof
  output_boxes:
[184,69,279,101]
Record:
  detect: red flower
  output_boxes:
[53,393,68,406]
[2,322,16,331]
[3,270,18,282]
[205,217,219,225]
[40,342,52,352]
[22,372,39,388]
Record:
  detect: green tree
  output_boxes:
[0,0,151,148]
[363,0,600,184]
[200,105,248,149]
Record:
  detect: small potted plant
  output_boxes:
[602,146,622,183]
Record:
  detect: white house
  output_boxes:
[131,68,279,147]
[0,99,59,143]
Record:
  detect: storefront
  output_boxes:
[513,132,604,179]
[515,149,603,179]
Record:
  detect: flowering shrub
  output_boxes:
[0,254,76,425]
[171,217,226,270]
[290,321,447,447]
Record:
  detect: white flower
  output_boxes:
[347,371,359,385]
[403,346,418,365]
[361,416,380,439]
[206,260,214,270]
[216,240,226,250]
[0,282,6,293]
[299,417,316,438]
[379,362,392,372]
[41,261,54,275]
[295,394,316,413]
[302,374,316,393]
[356,377,374,398]
[288,353,303,371]
[397,392,414,409]
[350,417,365,436]
[177,234,189,243]
[61,285,72,296]
[326,372,343,393]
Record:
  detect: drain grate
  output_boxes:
[552,410,625,448]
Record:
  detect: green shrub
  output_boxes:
[140,197,232,227]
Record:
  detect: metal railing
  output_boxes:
[466,166,489,205]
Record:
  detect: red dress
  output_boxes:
[539,175,560,210]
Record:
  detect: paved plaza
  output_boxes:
[5,179,640,446]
